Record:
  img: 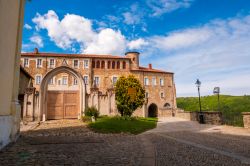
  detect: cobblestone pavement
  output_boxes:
[143,117,250,166]
[1,118,250,166]
[0,120,145,166]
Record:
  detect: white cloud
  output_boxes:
[32,10,127,55]
[141,15,250,96]
[30,35,43,47]
[24,23,32,30]
[127,38,148,50]
[83,28,126,55]
[122,3,144,25]
[147,0,193,17]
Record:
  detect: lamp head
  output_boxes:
[195,79,201,87]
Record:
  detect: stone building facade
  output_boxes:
[20,49,176,121]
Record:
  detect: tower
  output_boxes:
[125,51,140,70]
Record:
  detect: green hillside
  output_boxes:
[177,95,250,127]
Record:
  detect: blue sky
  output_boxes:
[22,0,250,96]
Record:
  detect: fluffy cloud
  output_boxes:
[127,38,148,50]
[142,15,250,96]
[30,35,43,47]
[24,23,32,30]
[32,10,126,55]
[122,3,144,25]
[83,28,126,55]
[147,0,193,17]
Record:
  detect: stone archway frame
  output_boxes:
[38,66,86,121]
[148,103,158,117]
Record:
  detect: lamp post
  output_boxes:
[213,87,220,112]
[195,79,204,123]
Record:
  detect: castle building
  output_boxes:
[20,48,176,121]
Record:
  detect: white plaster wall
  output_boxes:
[0,116,12,149]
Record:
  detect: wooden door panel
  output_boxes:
[47,90,79,120]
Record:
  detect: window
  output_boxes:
[35,75,42,85]
[49,59,55,68]
[144,77,149,85]
[24,58,29,67]
[122,61,126,69]
[48,77,54,85]
[92,60,95,68]
[62,76,68,85]
[101,61,105,69]
[117,61,120,69]
[152,77,156,86]
[160,92,164,98]
[112,76,118,84]
[112,61,115,69]
[96,61,100,68]
[73,60,79,68]
[73,78,78,85]
[94,76,100,86]
[164,103,171,108]
[36,59,42,68]
[145,92,149,98]
[160,78,164,86]
[108,61,111,69]
[83,76,88,85]
[84,60,89,69]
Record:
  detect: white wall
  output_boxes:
[0,0,25,149]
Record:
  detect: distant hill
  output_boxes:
[177,95,250,127]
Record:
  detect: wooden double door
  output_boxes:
[47,91,79,119]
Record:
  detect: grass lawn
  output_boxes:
[88,116,157,134]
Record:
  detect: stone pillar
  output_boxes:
[242,112,250,128]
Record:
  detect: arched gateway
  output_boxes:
[148,103,158,117]
[39,66,86,121]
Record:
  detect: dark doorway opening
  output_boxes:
[148,103,158,117]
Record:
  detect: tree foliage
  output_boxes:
[115,75,145,117]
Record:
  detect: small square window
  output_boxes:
[62,76,68,85]
[35,75,42,85]
[73,60,79,68]
[49,59,55,68]
[73,78,78,85]
[94,76,100,86]
[113,77,118,85]
[84,60,89,69]
[160,78,164,86]
[144,77,149,85]
[84,76,88,85]
[48,77,54,85]
[24,58,29,67]
[37,59,42,68]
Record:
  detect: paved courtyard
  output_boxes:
[0,118,250,166]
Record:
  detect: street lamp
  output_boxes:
[195,79,204,123]
[213,87,220,112]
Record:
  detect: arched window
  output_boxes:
[108,61,111,69]
[164,103,171,108]
[122,61,126,69]
[101,61,105,69]
[112,61,115,69]
[92,60,95,68]
[96,60,100,68]
[117,61,120,69]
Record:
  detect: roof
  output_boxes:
[132,66,174,74]
[21,52,131,60]
[20,65,34,79]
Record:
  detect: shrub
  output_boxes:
[84,106,99,118]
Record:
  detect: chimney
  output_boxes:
[34,48,39,54]
[148,63,152,69]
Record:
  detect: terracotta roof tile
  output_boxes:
[132,66,173,74]
[21,52,131,59]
